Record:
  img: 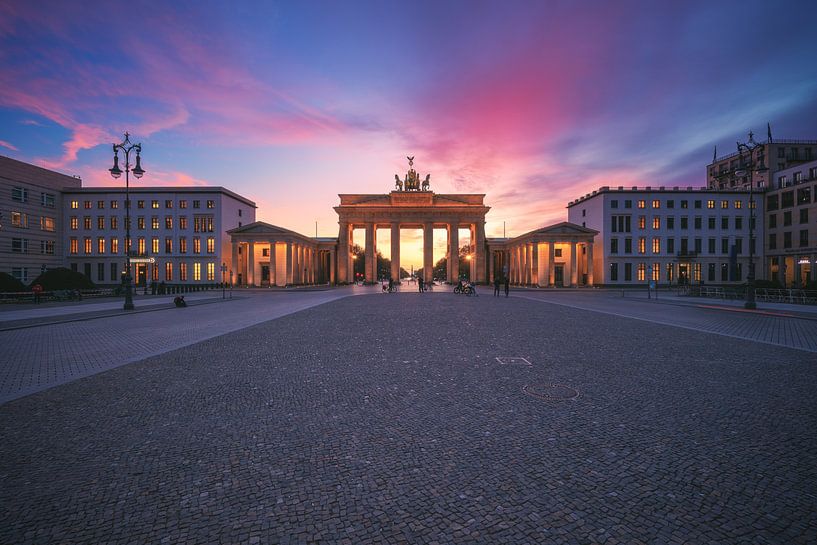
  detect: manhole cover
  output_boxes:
[496,356,531,366]
[523,383,579,401]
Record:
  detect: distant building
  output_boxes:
[0,155,81,284]
[707,134,817,191]
[764,159,817,286]
[567,186,764,286]
[61,187,255,286]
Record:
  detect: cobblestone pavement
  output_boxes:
[1,293,816,544]
[0,290,354,404]
[514,290,817,353]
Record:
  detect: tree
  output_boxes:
[0,272,25,292]
[29,267,95,290]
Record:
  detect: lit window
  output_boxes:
[41,240,55,255]
[194,262,201,281]
[652,200,660,208]
[638,216,646,229]
[137,200,145,209]
[652,217,660,229]
[638,237,646,254]
[193,237,201,254]
[179,200,187,209]
[206,200,215,209]
[137,217,145,230]
[180,263,188,281]
[637,200,646,209]
[11,211,28,228]
[179,237,187,253]
[138,237,146,254]
[84,237,92,254]
[207,262,215,281]
[70,238,78,254]
[97,200,105,209]
[207,237,215,254]
[165,200,173,209]
[721,200,729,209]
[734,200,742,209]
[652,238,660,254]
[83,216,91,230]
[71,200,79,209]
[97,216,105,229]
[165,216,173,229]
[165,237,173,253]
[152,216,159,230]
[637,263,646,281]
[165,262,173,281]
[97,237,105,254]
[41,216,55,231]
[179,216,188,230]
[111,216,118,230]
[111,200,119,209]
[707,200,715,209]
[151,237,159,254]
[84,200,92,209]
[111,238,119,254]
[651,263,660,281]
[151,200,159,209]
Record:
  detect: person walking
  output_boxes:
[418,276,424,292]
[493,277,500,297]
[504,276,510,298]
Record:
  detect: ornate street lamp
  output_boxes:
[109,132,144,310]
[735,131,766,310]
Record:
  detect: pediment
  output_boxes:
[228,221,302,236]
[532,221,598,236]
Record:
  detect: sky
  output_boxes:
[1,0,817,268]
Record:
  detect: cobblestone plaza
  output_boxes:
[1,290,816,544]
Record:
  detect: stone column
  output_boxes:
[531,243,539,286]
[524,243,531,285]
[423,222,433,283]
[811,254,816,282]
[231,241,239,285]
[365,223,376,283]
[795,257,802,288]
[337,222,349,284]
[285,242,293,285]
[329,249,336,284]
[247,241,255,286]
[475,220,487,283]
[570,241,578,287]
[587,241,594,286]
[489,250,495,284]
[269,241,277,286]
[391,223,400,282]
[548,242,556,286]
[448,222,459,283]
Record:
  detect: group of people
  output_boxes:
[493,276,510,297]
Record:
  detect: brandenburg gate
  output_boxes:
[335,157,489,284]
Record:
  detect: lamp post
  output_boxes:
[735,131,766,310]
[109,132,145,311]
[221,262,227,299]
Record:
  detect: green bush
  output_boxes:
[0,272,26,292]
[29,267,95,290]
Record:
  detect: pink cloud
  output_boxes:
[0,139,18,151]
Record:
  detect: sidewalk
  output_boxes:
[620,289,817,320]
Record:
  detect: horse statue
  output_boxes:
[421,174,430,191]
[394,174,403,191]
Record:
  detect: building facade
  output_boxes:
[707,136,817,191]
[567,186,764,286]
[765,159,817,286]
[61,187,255,286]
[0,155,82,284]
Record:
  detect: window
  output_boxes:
[96,200,104,209]
[797,187,811,205]
[206,217,214,232]
[609,263,618,281]
[681,200,688,209]
[41,240,55,255]
[694,200,702,209]
[137,217,145,230]
[11,211,28,228]
[708,263,716,282]
[71,200,79,209]
[165,262,173,281]
[206,200,215,209]
[651,263,659,281]
[152,216,159,230]
[137,200,145,209]
[800,230,809,247]
[694,238,702,253]
[800,208,809,224]
[652,217,660,229]
[694,217,702,229]
[111,200,118,209]
[207,262,215,281]
[652,200,660,208]
[651,238,660,254]
[97,237,105,254]
[767,195,778,211]
[638,237,646,254]
[667,238,675,254]
[193,200,200,208]
[636,263,646,281]
[165,216,173,229]
[238,209,243,217]
[721,238,729,254]
[680,216,688,229]
[84,237,92,254]
[111,216,118,230]
[555,249,562,257]
[70,216,78,230]
[624,200,632,209]
[610,200,619,209]
[708,217,716,229]
[735,238,743,254]
[624,238,632,254]
[768,234,777,250]
[708,238,716,254]
[611,215,631,233]
[206,237,216,254]
[638,216,646,229]
[151,237,160,254]
[610,238,619,254]
[41,193,55,208]
[193,237,201,254]
[262,248,270,257]
[734,200,742,209]
[179,200,187,209]
[666,217,675,229]
[165,200,173,209]
[70,238,78,254]
[179,216,188,230]
[83,216,91,230]
[194,262,201,281]
[667,200,674,209]
[180,263,188,281]
[781,191,794,208]
[165,237,173,253]
[637,200,646,209]
[111,237,119,254]
[721,200,728,209]
[721,217,729,230]
[151,200,159,209]
[138,237,146,254]
[179,237,187,253]
[582,209,586,217]
[778,147,785,158]
[721,264,729,282]
[735,217,743,230]
[680,238,688,254]
[707,200,715,209]
[12,187,28,202]
[783,211,792,226]
[84,200,92,209]
[769,214,777,229]
[11,238,28,253]
[97,216,105,230]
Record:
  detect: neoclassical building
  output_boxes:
[229,159,598,287]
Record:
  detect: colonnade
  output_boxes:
[231,240,334,287]
[768,254,817,287]
[496,240,594,287]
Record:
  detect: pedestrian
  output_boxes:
[32,283,43,304]
[418,276,424,292]
[388,277,394,293]
[504,276,510,298]
[493,277,500,297]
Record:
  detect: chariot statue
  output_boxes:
[393,156,431,192]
